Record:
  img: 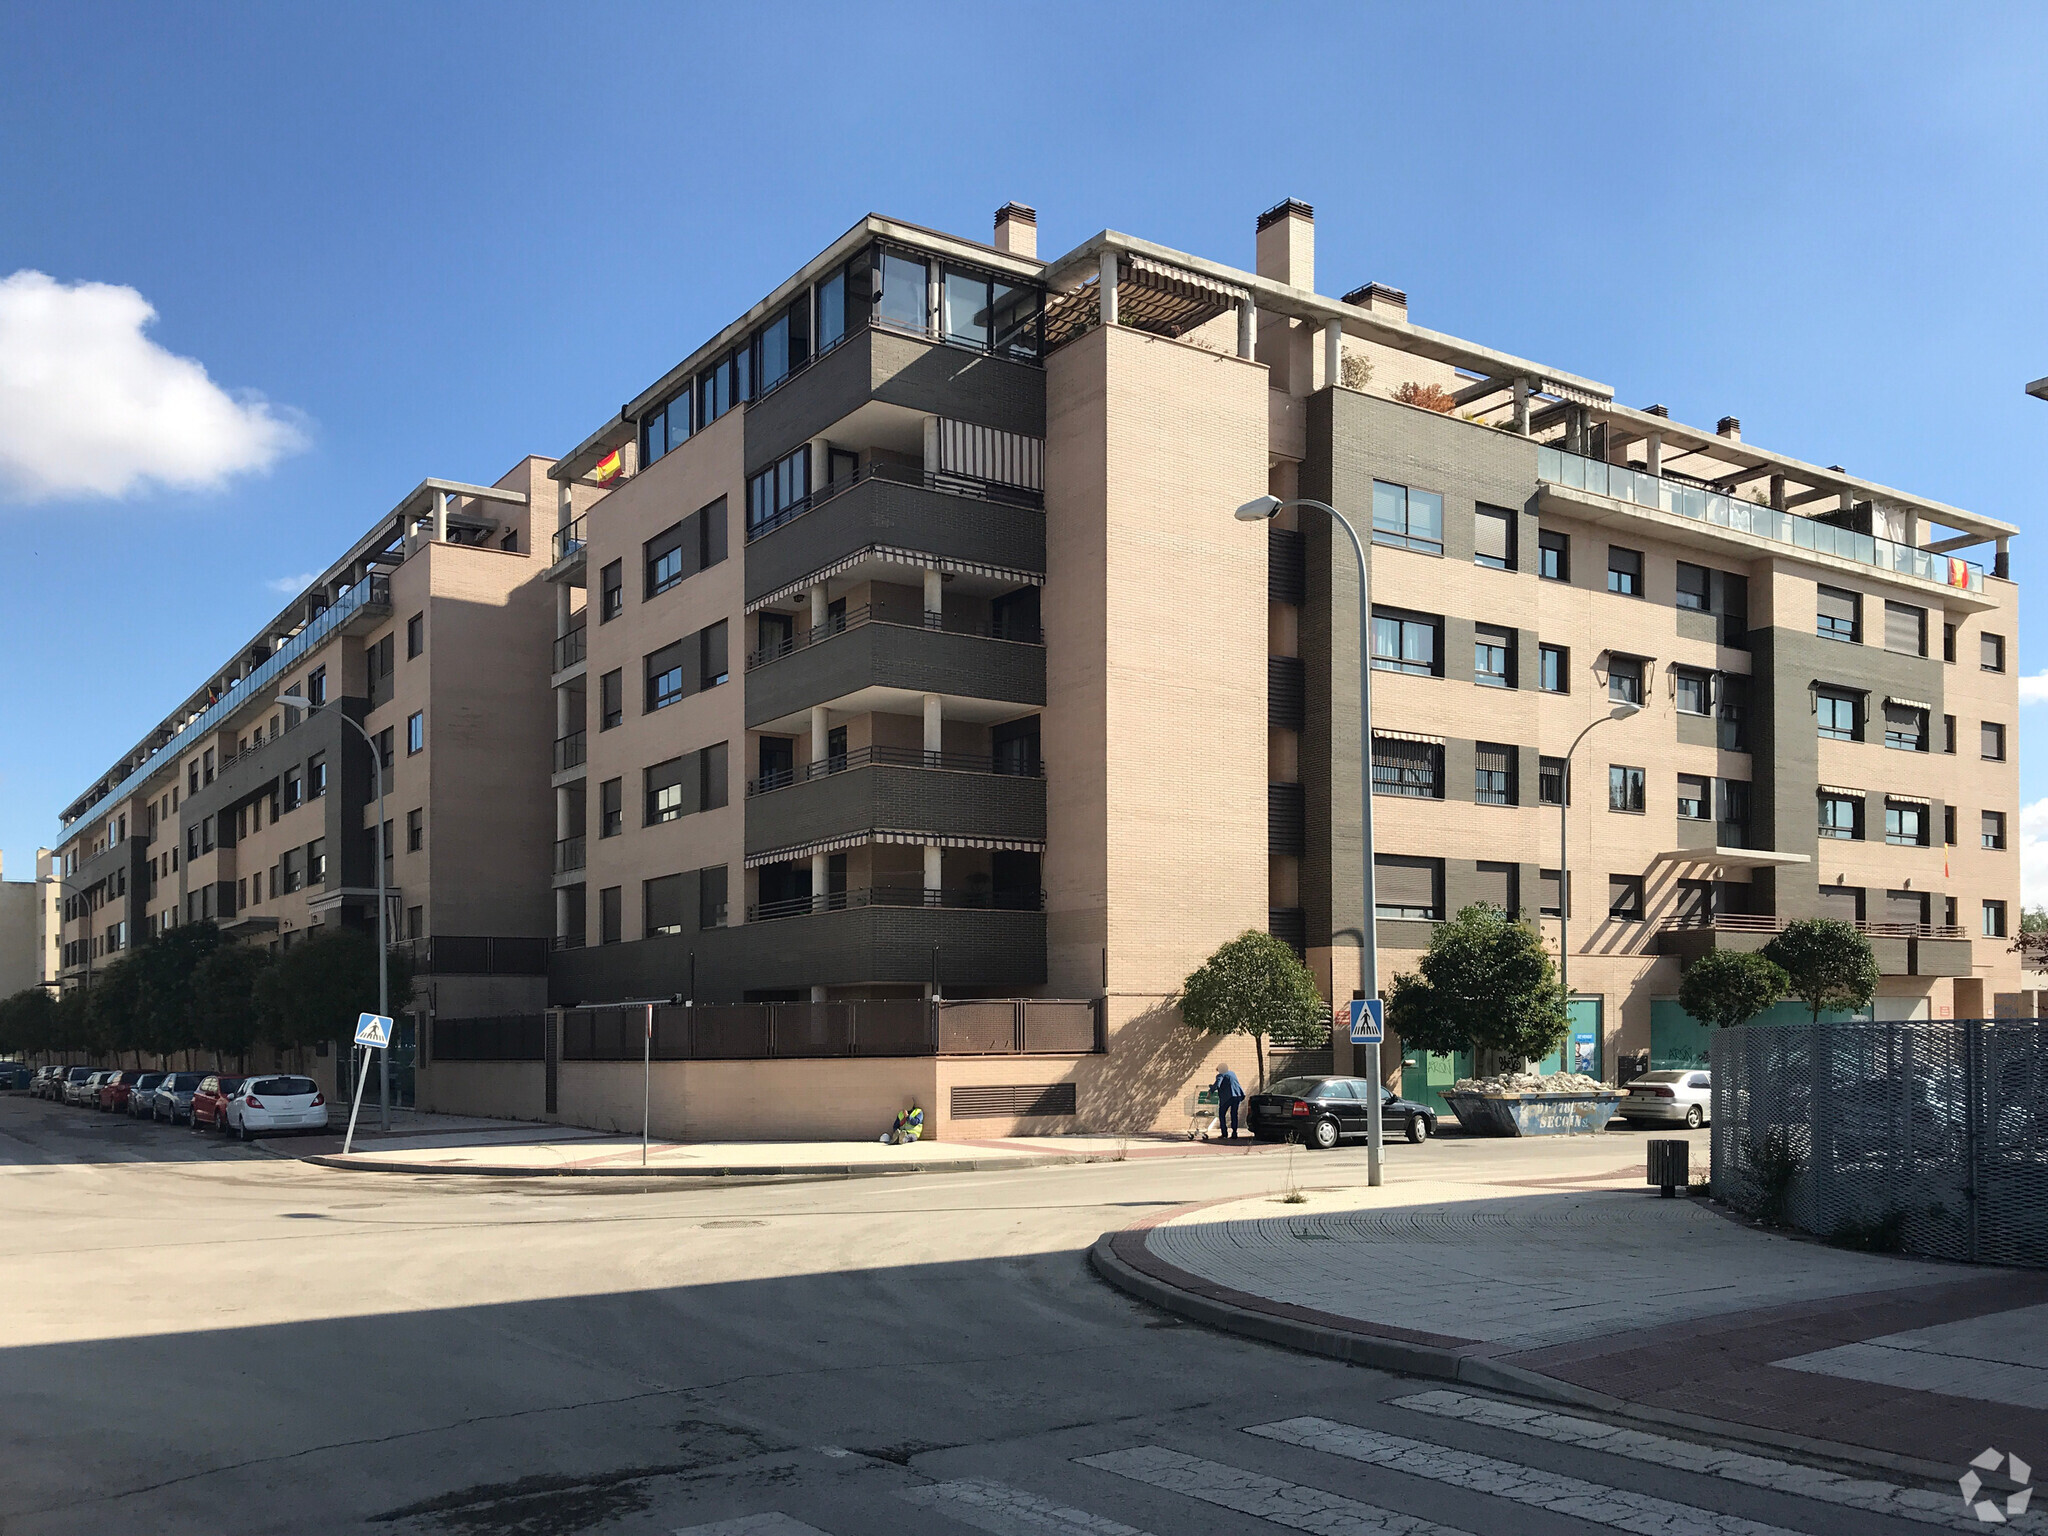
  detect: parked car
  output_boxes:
[64,1070,105,1107]
[121,1073,167,1116]
[189,1075,246,1132]
[151,1072,208,1124]
[224,1076,328,1140]
[0,1062,32,1091]
[1247,1075,1438,1149]
[34,1066,73,1099]
[96,1070,148,1112]
[1619,1069,1712,1129]
[53,1066,93,1102]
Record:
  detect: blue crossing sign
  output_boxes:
[1348,998,1385,1045]
[354,1012,393,1049]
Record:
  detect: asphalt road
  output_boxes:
[0,1091,1946,1536]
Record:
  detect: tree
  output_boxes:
[1677,949,1789,1033]
[193,944,275,1069]
[131,921,222,1062]
[85,956,149,1065]
[0,989,57,1060]
[1761,919,1878,1025]
[1385,904,1567,1073]
[254,928,415,1063]
[1177,930,1330,1089]
[1393,381,1457,413]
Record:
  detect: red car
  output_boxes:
[97,1070,148,1112]
[189,1074,246,1132]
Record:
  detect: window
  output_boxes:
[1883,600,1927,656]
[644,743,729,825]
[1539,868,1570,918]
[1607,655,1643,706]
[1473,504,1514,570]
[1537,529,1569,582]
[1985,900,2009,939]
[646,499,728,596]
[1944,622,1957,663]
[748,446,810,534]
[407,711,425,755]
[600,670,623,730]
[1373,855,1442,920]
[1818,792,1862,840]
[1983,810,2008,851]
[406,808,423,852]
[375,727,394,772]
[875,248,930,333]
[817,264,847,352]
[405,905,423,940]
[644,874,687,938]
[1678,775,1712,821]
[1537,643,1568,694]
[1606,546,1642,596]
[1538,755,1568,806]
[283,768,302,810]
[699,865,729,929]
[281,849,301,893]
[1609,765,1646,814]
[1608,874,1644,922]
[1884,704,1926,752]
[1473,625,1514,688]
[1371,480,1444,555]
[1816,585,1859,643]
[1371,735,1442,798]
[697,347,748,424]
[1982,721,2007,761]
[599,886,622,945]
[1675,561,1711,611]
[307,753,327,799]
[1674,879,1714,924]
[1672,667,1711,716]
[646,644,685,712]
[1944,714,1957,754]
[308,666,327,706]
[306,838,327,884]
[1474,742,1517,806]
[1816,688,1862,742]
[1983,632,2005,672]
[203,748,215,786]
[599,778,622,838]
[1370,608,1440,676]
[1945,804,1957,846]
[600,560,623,622]
[1884,799,1928,846]
[754,296,810,395]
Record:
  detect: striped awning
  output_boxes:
[745,829,1046,869]
[1817,784,1865,799]
[746,546,1044,614]
[1885,792,1931,807]
[1373,728,1447,746]
[1886,696,1932,712]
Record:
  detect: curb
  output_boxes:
[1087,1227,1962,1485]
[302,1150,1104,1179]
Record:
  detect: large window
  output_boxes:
[1607,655,1643,706]
[1474,742,1517,806]
[1371,481,1444,555]
[1884,799,1928,846]
[698,348,748,426]
[1982,721,2007,761]
[1608,875,1645,922]
[1373,855,1442,920]
[1678,774,1711,821]
[1884,703,1927,752]
[1983,810,2008,850]
[1818,792,1862,840]
[1675,561,1711,611]
[816,265,847,352]
[1538,643,1568,693]
[1985,900,2009,939]
[644,875,687,939]
[1371,735,1442,798]
[1816,688,1862,741]
[1609,765,1646,814]
[644,743,729,826]
[1370,608,1440,676]
[640,384,691,468]
[1474,625,1514,688]
[645,622,729,712]
[1539,755,1568,806]
[1606,546,1642,596]
[646,498,728,597]
[748,447,810,534]
[754,297,811,395]
[1537,529,1569,582]
[1817,585,1860,643]
[876,249,929,332]
[1672,667,1711,716]
[1473,504,1514,570]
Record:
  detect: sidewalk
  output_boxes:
[1092,1154,2048,1479]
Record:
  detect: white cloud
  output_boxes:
[2022,798,2048,916]
[266,572,319,595]
[0,270,306,502]
[2020,671,2048,706]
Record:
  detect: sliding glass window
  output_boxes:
[877,249,929,333]
[817,265,847,351]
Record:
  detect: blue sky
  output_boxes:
[2,3,2043,901]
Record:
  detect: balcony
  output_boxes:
[552,625,587,675]
[746,747,1046,858]
[543,997,1098,1062]
[553,731,587,773]
[744,611,1045,729]
[1657,913,1969,977]
[554,835,586,874]
[549,515,588,575]
[1539,447,1988,596]
[749,885,1044,922]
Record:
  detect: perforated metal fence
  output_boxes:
[1712,1019,2048,1267]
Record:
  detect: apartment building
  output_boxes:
[0,853,40,998]
[50,462,563,1089]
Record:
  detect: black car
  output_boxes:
[1248,1075,1437,1150]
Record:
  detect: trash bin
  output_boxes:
[1646,1138,1688,1197]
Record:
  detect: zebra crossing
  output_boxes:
[672,1391,1985,1536]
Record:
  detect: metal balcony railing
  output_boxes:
[747,885,1046,922]
[553,731,586,772]
[552,625,587,673]
[1658,913,1968,941]
[746,743,1042,795]
[552,515,588,564]
[746,603,1042,670]
[554,835,586,874]
[744,458,1044,543]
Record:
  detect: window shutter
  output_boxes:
[1818,884,1861,920]
[1885,888,1927,926]
[1373,855,1439,911]
[1474,506,1511,565]
[938,419,1043,489]
[644,874,687,936]
[1471,860,1514,912]
[1883,601,1925,655]
[701,742,728,811]
[1817,586,1857,625]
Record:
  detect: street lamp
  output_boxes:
[1557,699,1643,1075]
[41,873,101,997]
[277,696,392,1131]
[1236,494,1384,1187]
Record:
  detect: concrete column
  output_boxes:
[1322,320,1342,391]
[1645,432,1662,477]
[922,569,943,627]
[556,582,573,631]
[1996,537,2011,579]
[809,584,827,634]
[809,705,829,767]
[810,852,829,913]
[921,415,940,475]
[1237,297,1255,359]
[1098,249,1118,328]
[922,693,942,757]
[810,437,829,496]
[923,843,942,896]
[432,489,448,543]
[809,984,827,1003]
[1512,377,1531,435]
[1770,472,1785,510]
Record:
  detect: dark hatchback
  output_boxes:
[1247,1076,1437,1150]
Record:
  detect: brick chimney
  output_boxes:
[993,202,1037,258]
[1341,281,1407,324]
[1256,198,1314,291]
[1717,415,1741,441]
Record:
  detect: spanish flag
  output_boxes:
[594,448,622,485]
[1948,557,1970,589]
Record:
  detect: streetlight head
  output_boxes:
[1608,701,1643,721]
[1235,495,1284,522]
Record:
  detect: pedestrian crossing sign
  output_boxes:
[1348,999,1384,1045]
[354,1013,393,1049]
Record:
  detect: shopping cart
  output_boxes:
[1184,1086,1220,1140]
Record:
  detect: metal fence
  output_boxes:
[545,997,1104,1063]
[1712,1019,2048,1267]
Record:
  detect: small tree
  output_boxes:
[255,928,416,1066]
[1677,949,1789,1033]
[194,944,276,1070]
[1177,930,1330,1089]
[1386,904,1567,1074]
[1393,381,1457,413]
[1761,919,1878,1024]
[0,988,57,1060]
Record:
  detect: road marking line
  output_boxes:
[1078,1446,1474,1535]
[900,1478,1151,1535]
[672,1515,833,1536]
[1391,1389,2039,1533]
[1250,1416,1806,1536]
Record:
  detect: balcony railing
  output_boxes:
[744,458,1044,543]
[1659,913,1968,941]
[748,885,1046,922]
[552,515,588,565]
[747,743,1042,795]
[554,835,586,874]
[1540,446,1987,594]
[539,996,1097,1065]
[552,625,587,673]
[746,603,1043,670]
[553,731,587,772]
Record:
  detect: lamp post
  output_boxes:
[1558,700,1643,1075]
[279,697,391,1130]
[1235,494,1384,1187]
[42,874,99,1000]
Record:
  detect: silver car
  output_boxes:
[1619,1069,1712,1128]
[124,1072,168,1116]
[64,1070,105,1107]
[151,1072,207,1123]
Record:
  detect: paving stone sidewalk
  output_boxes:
[1096,1156,2048,1478]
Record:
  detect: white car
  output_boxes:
[224,1075,329,1140]
[1619,1069,1711,1129]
